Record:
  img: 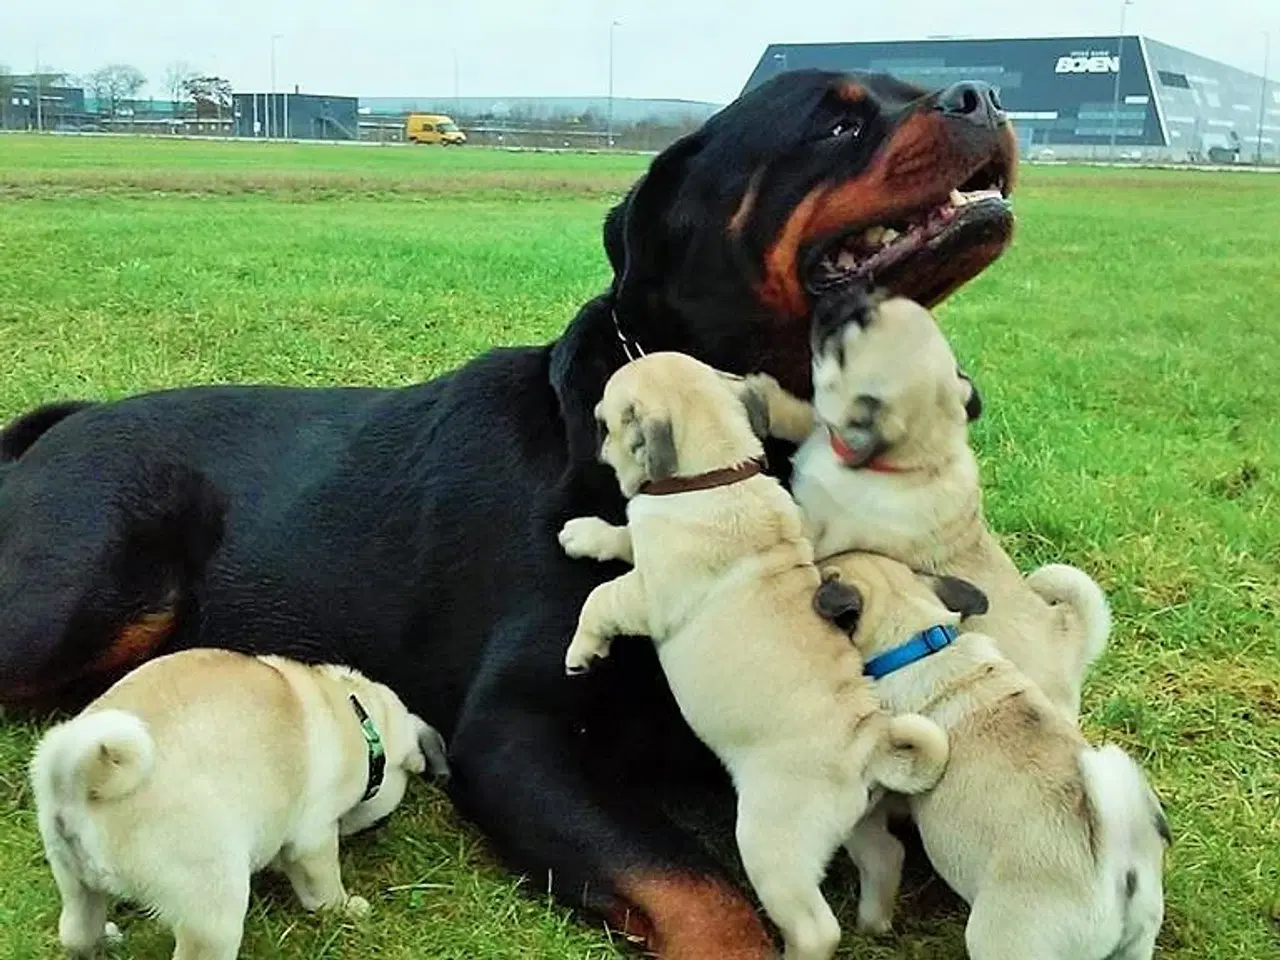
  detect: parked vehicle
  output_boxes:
[406,113,466,145]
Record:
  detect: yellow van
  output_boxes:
[406,113,467,145]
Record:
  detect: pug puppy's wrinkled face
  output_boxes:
[809,291,980,471]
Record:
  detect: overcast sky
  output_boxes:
[4,0,1277,104]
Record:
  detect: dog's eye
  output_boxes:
[829,117,863,139]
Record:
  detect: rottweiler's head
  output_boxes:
[604,69,1017,396]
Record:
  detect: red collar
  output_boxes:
[826,426,909,474]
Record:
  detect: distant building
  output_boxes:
[743,37,1277,162]
[1,76,85,130]
[83,97,184,118]
[232,92,359,140]
[355,95,723,151]
[357,96,723,127]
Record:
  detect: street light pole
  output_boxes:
[1257,32,1272,165]
[270,33,281,138]
[1108,0,1134,159]
[34,44,42,132]
[607,19,620,148]
[452,48,461,118]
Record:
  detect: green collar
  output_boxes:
[348,694,386,802]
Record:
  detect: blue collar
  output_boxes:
[863,624,959,680]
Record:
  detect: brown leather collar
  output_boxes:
[638,458,766,496]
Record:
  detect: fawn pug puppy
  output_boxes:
[31,648,449,960]
[558,351,949,960]
[760,290,1111,720]
[812,552,1168,960]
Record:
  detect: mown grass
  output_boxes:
[0,133,649,199]
[2,134,1279,959]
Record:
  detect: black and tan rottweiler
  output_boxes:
[0,70,1015,958]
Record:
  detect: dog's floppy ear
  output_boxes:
[608,132,706,321]
[641,417,677,480]
[813,571,863,635]
[928,575,989,619]
[740,382,770,441]
[624,404,678,481]
[957,369,983,422]
[711,371,770,442]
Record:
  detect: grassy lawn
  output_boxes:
[2,134,1279,958]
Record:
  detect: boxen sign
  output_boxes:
[1055,52,1120,74]
[741,36,1168,147]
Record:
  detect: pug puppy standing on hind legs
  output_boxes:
[559,351,950,960]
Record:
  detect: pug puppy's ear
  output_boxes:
[710,370,771,441]
[813,570,864,635]
[740,383,770,442]
[927,575,989,619]
[625,404,677,480]
[957,369,983,422]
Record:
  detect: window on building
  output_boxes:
[1158,70,1191,89]
[1074,125,1146,138]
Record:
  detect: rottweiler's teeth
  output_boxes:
[950,188,968,207]
[863,226,886,246]
[880,228,899,244]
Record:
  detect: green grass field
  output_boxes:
[1,134,1279,959]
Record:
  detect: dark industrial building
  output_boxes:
[743,37,1276,162]
[1,77,86,130]
[232,92,359,140]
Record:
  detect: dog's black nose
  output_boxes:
[851,395,882,425]
[937,81,1004,128]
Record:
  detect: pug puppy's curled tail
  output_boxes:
[867,714,949,795]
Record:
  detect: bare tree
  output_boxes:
[164,61,198,118]
[86,64,146,117]
[182,76,232,120]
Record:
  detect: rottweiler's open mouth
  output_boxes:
[807,159,1013,298]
